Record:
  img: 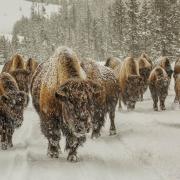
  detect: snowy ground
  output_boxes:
[0,65,179,180]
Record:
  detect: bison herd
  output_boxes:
[0,47,179,162]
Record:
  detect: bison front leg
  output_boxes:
[149,85,158,111]
[41,118,61,158]
[66,135,86,162]
[1,123,8,150]
[159,94,167,111]
[91,109,105,139]
[109,110,116,136]
[7,127,14,148]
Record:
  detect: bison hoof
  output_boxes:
[1,143,8,150]
[8,143,13,148]
[67,154,79,162]
[161,107,166,111]
[47,151,59,159]
[118,107,122,112]
[91,132,101,139]
[154,107,158,111]
[109,129,116,136]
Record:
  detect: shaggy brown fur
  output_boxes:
[2,54,25,73]
[174,59,180,80]
[149,66,169,111]
[31,47,101,162]
[0,73,28,150]
[116,57,143,110]
[25,58,39,76]
[174,75,180,104]
[9,69,30,94]
[140,53,153,66]
[137,57,152,101]
[158,56,173,79]
[81,60,119,138]
[105,57,121,69]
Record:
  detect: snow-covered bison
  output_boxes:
[105,57,121,70]
[174,59,180,104]
[149,66,169,111]
[31,47,101,162]
[81,60,119,138]
[137,57,152,101]
[116,57,143,110]
[2,54,30,94]
[0,73,28,150]
[158,56,173,79]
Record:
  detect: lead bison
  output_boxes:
[31,47,101,162]
[0,73,28,150]
[115,57,143,110]
[149,66,169,111]
[81,60,119,138]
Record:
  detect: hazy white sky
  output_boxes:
[0,0,59,34]
[0,0,31,33]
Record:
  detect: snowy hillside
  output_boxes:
[0,0,59,33]
[0,63,179,180]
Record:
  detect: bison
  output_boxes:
[31,47,101,162]
[115,57,143,110]
[0,73,28,150]
[174,59,180,104]
[158,56,173,79]
[137,57,152,101]
[2,54,30,95]
[149,66,169,111]
[81,60,119,138]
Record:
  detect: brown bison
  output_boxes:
[116,57,143,110]
[158,56,173,79]
[174,59,180,104]
[149,66,169,111]
[105,57,121,70]
[2,54,30,94]
[137,57,152,101]
[31,47,101,162]
[0,73,28,150]
[81,60,119,138]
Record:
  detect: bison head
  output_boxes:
[10,69,31,94]
[139,68,151,82]
[55,79,101,138]
[0,91,29,128]
[123,75,144,110]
